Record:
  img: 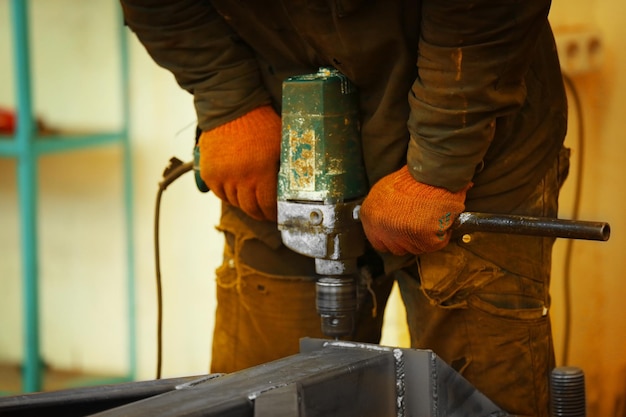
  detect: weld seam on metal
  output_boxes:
[175,374,224,390]
[393,348,406,417]
[324,340,392,352]
[430,352,439,417]
[247,382,290,400]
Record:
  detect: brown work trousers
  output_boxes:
[210,149,569,417]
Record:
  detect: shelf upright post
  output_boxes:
[10,0,42,393]
[117,9,137,382]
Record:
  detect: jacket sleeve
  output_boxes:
[407,0,552,192]
[120,0,271,131]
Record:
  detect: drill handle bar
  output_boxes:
[453,212,610,241]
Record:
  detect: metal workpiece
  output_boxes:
[116,339,506,417]
[0,339,506,416]
[91,339,399,417]
[453,212,611,241]
[302,339,508,417]
[0,375,206,417]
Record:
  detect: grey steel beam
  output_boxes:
[0,339,507,417]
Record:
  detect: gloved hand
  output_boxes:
[360,165,470,255]
[198,105,281,221]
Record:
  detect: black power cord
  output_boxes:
[154,158,194,379]
[560,73,585,366]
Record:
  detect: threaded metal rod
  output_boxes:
[551,366,586,417]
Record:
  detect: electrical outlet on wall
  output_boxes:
[554,27,604,76]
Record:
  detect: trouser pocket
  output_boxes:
[464,294,554,417]
[211,254,326,373]
[398,263,554,417]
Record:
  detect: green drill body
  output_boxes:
[277,68,368,338]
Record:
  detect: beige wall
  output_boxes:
[0,0,624,415]
[549,1,626,415]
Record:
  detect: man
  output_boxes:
[121,1,568,415]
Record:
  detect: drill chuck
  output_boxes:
[277,67,367,338]
[316,276,358,338]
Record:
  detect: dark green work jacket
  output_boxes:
[121,0,567,213]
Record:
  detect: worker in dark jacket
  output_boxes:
[121,1,569,416]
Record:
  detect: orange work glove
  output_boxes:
[360,165,470,255]
[199,105,281,221]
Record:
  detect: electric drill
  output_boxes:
[194,67,611,341]
[277,67,367,339]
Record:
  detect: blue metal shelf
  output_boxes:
[5,0,137,393]
[0,132,126,156]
